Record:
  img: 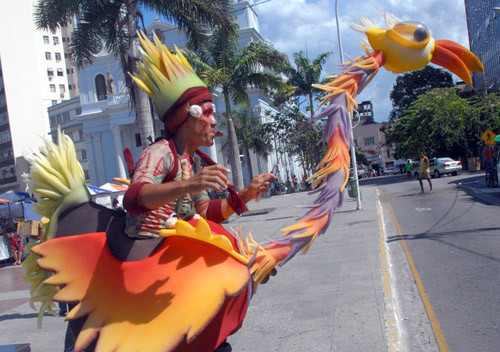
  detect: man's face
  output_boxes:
[190,101,217,147]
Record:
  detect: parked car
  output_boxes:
[413,157,462,179]
[349,167,364,179]
[430,157,462,178]
[383,167,395,175]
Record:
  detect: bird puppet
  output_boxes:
[22,11,482,352]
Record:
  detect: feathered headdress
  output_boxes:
[130,31,212,133]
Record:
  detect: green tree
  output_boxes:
[388,88,474,161]
[264,104,323,177]
[389,66,454,122]
[467,91,500,161]
[272,51,331,166]
[355,148,369,166]
[468,92,500,131]
[34,0,236,148]
[185,27,287,190]
[387,89,500,169]
[282,51,332,119]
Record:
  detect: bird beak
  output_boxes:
[431,40,484,84]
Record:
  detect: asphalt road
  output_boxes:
[374,173,500,352]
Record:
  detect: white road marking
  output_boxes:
[415,207,432,212]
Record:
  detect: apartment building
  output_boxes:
[0,0,76,190]
[465,0,500,91]
[353,101,395,173]
[48,0,302,187]
[0,60,17,193]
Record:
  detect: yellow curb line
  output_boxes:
[388,201,450,352]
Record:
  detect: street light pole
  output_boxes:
[335,0,361,210]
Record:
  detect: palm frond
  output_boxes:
[34,0,81,31]
[149,0,236,50]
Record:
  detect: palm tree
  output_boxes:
[34,0,236,148]
[284,51,332,119]
[185,26,287,190]
[231,108,273,180]
[280,50,332,165]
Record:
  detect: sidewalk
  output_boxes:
[0,186,388,351]
[227,186,386,351]
[453,173,500,206]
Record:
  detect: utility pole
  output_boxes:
[335,0,361,209]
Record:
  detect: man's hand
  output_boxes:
[240,173,276,202]
[188,165,231,194]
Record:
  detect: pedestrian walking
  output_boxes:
[405,159,413,178]
[418,152,433,193]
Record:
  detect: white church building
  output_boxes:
[47,0,304,189]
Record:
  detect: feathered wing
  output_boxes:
[22,129,90,326]
[32,218,250,352]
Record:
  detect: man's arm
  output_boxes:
[139,165,231,210]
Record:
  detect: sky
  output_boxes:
[253,0,470,122]
[145,0,471,122]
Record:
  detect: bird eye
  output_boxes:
[392,22,429,43]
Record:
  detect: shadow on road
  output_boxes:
[0,312,49,322]
[387,227,500,264]
[448,173,500,206]
[359,174,415,186]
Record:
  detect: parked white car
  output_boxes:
[349,166,365,178]
[383,167,395,175]
[429,157,462,178]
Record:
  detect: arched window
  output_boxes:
[95,74,107,101]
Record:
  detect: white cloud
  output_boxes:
[254,0,470,121]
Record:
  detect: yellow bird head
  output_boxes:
[352,12,484,84]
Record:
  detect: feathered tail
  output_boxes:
[247,48,386,283]
[277,48,386,259]
[22,129,90,327]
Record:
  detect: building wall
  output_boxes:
[353,117,395,171]
[47,97,89,178]
[61,17,80,98]
[0,0,71,157]
[234,0,260,36]
[0,59,17,192]
[43,1,304,188]
[0,1,82,193]
[465,0,500,90]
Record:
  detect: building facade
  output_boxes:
[465,0,500,91]
[48,0,304,188]
[61,18,80,99]
[0,0,78,191]
[0,60,17,193]
[353,101,395,173]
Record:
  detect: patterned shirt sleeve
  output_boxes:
[125,140,177,238]
[132,140,173,185]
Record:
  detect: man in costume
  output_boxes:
[121,32,275,351]
[22,13,484,352]
[124,33,274,239]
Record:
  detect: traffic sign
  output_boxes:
[481,129,497,145]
